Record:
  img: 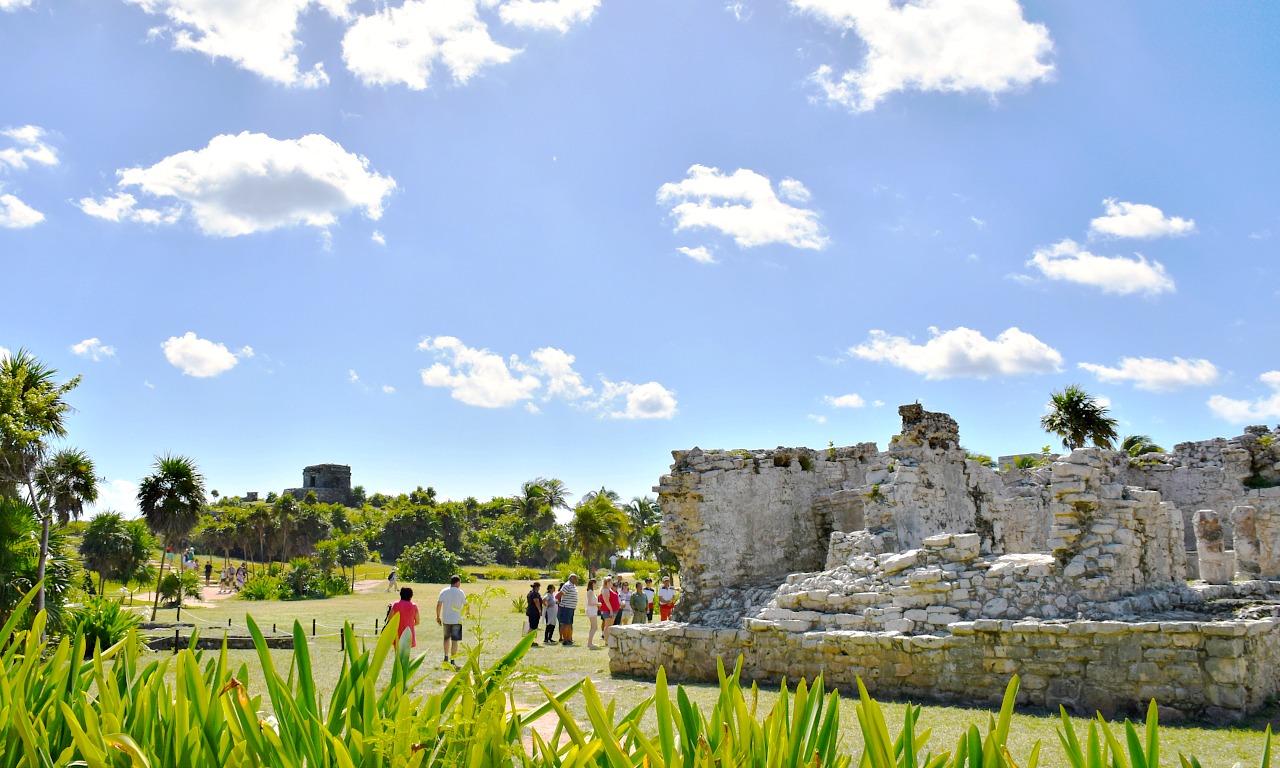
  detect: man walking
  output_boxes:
[386,566,398,593]
[436,575,467,668]
[556,573,579,646]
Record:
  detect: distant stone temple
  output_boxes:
[284,464,355,506]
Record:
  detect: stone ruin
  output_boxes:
[283,463,355,506]
[608,404,1280,722]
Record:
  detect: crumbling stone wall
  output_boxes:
[621,404,1280,721]
[284,463,355,506]
[609,614,1280,722]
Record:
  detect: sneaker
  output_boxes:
[450,660,461,670]
[561,640,574,646]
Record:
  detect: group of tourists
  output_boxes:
[524,573,677,649]
[380,571,678,671]
[216,563,249,594]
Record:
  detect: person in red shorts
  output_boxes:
[656,576,677,621]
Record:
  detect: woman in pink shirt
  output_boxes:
[389,587,420,648]
[600,577,621,641]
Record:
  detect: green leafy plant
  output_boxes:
[158,568,201,603]
[399,539,462,583]
[238,572,286,600]
[61,596,143,657]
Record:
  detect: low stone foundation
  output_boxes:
[608,616,1280,722]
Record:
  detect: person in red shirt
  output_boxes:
[600,577,621,642]
[388,587,420,649]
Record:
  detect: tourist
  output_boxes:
[234,563,247,592]
[386,566,398,593]
[618,580,634,625]
[657,576,677,621]
[525,581,543,641]
[600,577,619,641]
[584,578,600,650]
[219,564,232,594]
[204,560,213,587]
[436,575,467,669]
[542,583,558,644]
[389,586,419,650]
[629,582,648,623]
[556,573,579,646]
[642,578,655,621]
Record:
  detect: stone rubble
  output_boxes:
[611,403,1280,721]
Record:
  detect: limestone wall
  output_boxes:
[609,616,1280,722]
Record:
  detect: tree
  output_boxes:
[1122,434,1165,456]
[571,493,629,575]
[0,349,82,613]
[335,534,369,590]
[36,447,99,527]
[138,454,207,620]
[398,540,459,584]
[80,511,131,594]
[1040,385,1119,451]
[625,497,661,557]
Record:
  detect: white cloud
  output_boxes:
[597,380,678,420]
[161,332,248,377]
[0,347,9,360]
[86,132,394,237]
[0,194,44,228]
[872,400,885,407]
[342,0,518,89]
[499,0,599,32]
[1027,239,1174,296]
[143,380,155,389]
[371,230,386,245]
[1208,372,1280,423]
[807,413,827,424]
[525,346,592,399]
[77,192,181,225]
[796,0,1053,112]
[658,165,827,250]
[1089,199,1195,239]
[124,0,350,87]
[71,338,117,361]
[419,336,542,408]
[777,178,812,203]
[382,385,395,394]
[850,326,1063,380]
[418,336,675,417]
[1079,356,1218,393]
[86,478,141,518]
[0,125,57,170]
[970,216,986,229]
[1,0,35,11]
[677,245,717,264]
[824,393,866,408]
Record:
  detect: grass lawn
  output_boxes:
[146,577,1273,766]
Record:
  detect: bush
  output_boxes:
[158,570,201,604]
[62,597,142,656]
[239,573,286,601]
[398,540,461,584]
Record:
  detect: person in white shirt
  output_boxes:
[436,575,468,668]
[657,576,678,621]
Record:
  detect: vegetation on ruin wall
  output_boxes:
[0,581,1270,768]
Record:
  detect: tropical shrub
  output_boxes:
[158,569,201,603]
[398,539,461,583]
[61,596,142,656]
[239,572,286,600]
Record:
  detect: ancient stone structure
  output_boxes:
[609,404,1280,722]
[284,464,355,506]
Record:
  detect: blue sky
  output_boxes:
[2,0,1278,516]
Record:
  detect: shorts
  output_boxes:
[443,623,462,642]
[599,610,614,619]
[557,606,575,626]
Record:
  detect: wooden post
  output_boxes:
[173,629,179,655]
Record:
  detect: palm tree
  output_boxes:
[0,349,81,613]
[35,447,99,526]
[80,510,131,594]
[571,494,629,575]
[625,497,661,557]
[138,454,207,620]
[538,478,571,531]
[1040,385,1119,451]
[1122,434,1165,456]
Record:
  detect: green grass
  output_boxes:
[140,577,1273,766]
